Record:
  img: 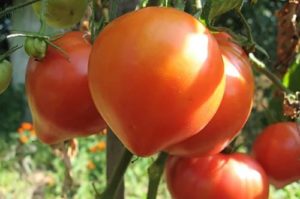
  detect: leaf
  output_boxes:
[201,0,243,25]
[283,55,300,92]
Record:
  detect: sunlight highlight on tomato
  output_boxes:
[88,7,225,156]
[165,32,254,157]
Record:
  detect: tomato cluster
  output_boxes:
[89,7,225,156]
[23,5,300,199]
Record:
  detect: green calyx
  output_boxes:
[24,37,48,59]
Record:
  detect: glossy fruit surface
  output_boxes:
[32,0,88,28]
[165,153,269,199]
[26,31,106,144]
[252,122,300,188]
[0,59,12,94]
[89,7,225,156]
[166,32,254,156]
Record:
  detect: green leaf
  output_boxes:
[283,55,300,92]
[201,0,243,25]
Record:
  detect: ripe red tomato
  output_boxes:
[26,31,106,144]
[252,122,300,188]
[88,7,225,156]
[165,32,254,156]
[165,153,269,199]
[0,59,12,94]
[32,0,88,28]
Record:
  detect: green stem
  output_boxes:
[147,152,168,199]
[249,53,290,94]
[0,0,41,18]
[194,0,202,10]
[6,33,49,39]
[39,0,48,34]
[236,9,254,45]
[0,45,22,61]
[90,0,99,43]
[98,148,133,199]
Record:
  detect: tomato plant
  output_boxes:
[32,0,88,28]
[166,32,254,156]
[26,31,106,144]
[0,59,12,94]
[165,153,269,199]
[88,7,225,156]
[252,122,300,188]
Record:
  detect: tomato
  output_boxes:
[252,122,300,188]
[32,0,88,28]
[88,7,225,156]
[0,59,12,94]
[165,153,269,199]
[26,31,106,144]
[165,32,254,156]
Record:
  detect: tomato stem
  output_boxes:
[236,9,254,47]
[98,147,133,199]
[146,152,168,199]
[39,0,48,34]
[6,33,49,39]
[249,53,291,94]
[0,45,22,62]
[195,0,202,10]
[0,0,41,18]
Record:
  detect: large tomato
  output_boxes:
[0,59,12,94]
[165,32,254,156]
[26,31,106,144]
[88,7,225,156]
[252,122,300,188]
[165,153,269,199]
[32,0,88,28]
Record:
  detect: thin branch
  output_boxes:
[97,148,133,199]
[249,53,290,93]
[0,0,41,18]
[147,152,168,199]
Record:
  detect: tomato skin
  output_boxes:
[0,59,12,94]
[165,153,269,199]
[32,0,88,28]
[88,7,225,156]
[165,32,254,156]
[26,32,106,144]
[252,122,300,188]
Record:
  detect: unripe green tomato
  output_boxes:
[32,0,88,28]
[0,60,12,94]
[24,37,47,60]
